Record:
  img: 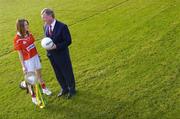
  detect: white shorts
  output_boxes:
[24,55,42,72]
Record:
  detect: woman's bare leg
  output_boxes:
[36,69,44,84]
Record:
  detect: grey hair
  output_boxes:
[41,8,55,18]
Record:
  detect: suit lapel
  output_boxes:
[52,21,58,38]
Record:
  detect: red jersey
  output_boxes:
[14,33,38,61]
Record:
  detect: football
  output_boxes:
[41,37,54,49]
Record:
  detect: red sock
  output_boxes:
[41,83,46,89]
[32,93,36,97]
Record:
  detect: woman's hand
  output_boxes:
[18,51,27,74]
[22,66,27,74]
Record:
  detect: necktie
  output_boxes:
[49,25,53,36]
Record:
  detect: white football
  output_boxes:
[25,73,37,85]
[41,37,54,49]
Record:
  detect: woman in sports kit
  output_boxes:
[13,19,52,105]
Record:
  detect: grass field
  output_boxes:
[0,0,180,119]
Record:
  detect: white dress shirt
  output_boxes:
[50,19,56,31]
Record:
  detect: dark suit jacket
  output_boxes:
[44,20,72,56]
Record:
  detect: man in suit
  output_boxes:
[41,8,76,99]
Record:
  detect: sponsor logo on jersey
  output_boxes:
[26,44,35,52]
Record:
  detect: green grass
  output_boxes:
[0,0,180,119]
